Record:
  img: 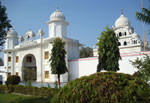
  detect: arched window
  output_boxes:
[118,42,121,46]
[124,41,127,46]
[134,40,137,44]
[124,32,127,36]
[119,32,122,36]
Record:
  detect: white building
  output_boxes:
[0,9,150,85]
[1,8,80,84]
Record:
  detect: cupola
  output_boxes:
[115,9,130,28]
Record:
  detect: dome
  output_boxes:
[7,28,18,38]
[25,30,35,39]
[50,9,65,21]
[115,9,130,28]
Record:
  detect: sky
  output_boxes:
[0,0,150,60]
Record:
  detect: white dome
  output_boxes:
[25,30,35,39]
[50,9,65,21]
[115,11,130,28]
[7,28,18,38]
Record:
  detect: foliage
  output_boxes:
[0,1,12,50]
[23,67,36,81]
[0,85,58,98]
[47,83,51,88]
[0,85,7,93]
[0,58,3,66]
[51,72,150,103]
[136,8,150,24]
[26,81,32,87]
[6,75,20,85]
[97,26,121,72]
[131,55,150,84]
[80,47,93,58]
[50,37,68,88]
[54,81,58,89]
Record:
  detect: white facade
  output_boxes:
[2,9,80,83]
[0,9,149,85]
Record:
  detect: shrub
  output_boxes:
[51,72,150,103]
[32,86,39,96]
[8,84,15,93]
[7,75,20,85]
[26,81,32,87]
[24,86,33,95]
[0,85,7,93]
[14,85,25,94]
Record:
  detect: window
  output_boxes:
[16,56,19,63]
[8,67,11,69]
[45,71,49,78]
[118,42,121,46]
[26,56,32,62]
[8,72,11,78]
[124,41,127,46]
[134,40,137,44]
[8,57,11,62]
[16,72,19,76]
[45,51,49,59]
[119,32,122,36]
[124,32,127,36]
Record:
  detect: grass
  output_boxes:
[0,93,50,103]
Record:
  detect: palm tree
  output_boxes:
[136,8,150,24]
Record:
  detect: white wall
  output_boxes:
[0,66,7,84]
[68,52,150,81]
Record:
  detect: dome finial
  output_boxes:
[121,8,123,15]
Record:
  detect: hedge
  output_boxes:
[0,85,58,98]
[51,72,150,103]
[6,75,20,85]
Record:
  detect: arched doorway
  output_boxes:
[22,54,37,81]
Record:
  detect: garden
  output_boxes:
[1,72,150,103]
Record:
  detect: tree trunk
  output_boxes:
[58,74,60,88]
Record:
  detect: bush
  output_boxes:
[0,85,7,93]
[7,75,20,85]
[14,85,25,94]
[32,86,39,96]
[51,72,150,103]
[24,86,33,95]
[26,81,32,87]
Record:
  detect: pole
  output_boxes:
[141,0,146,51]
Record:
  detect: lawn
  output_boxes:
[0,93,50,103]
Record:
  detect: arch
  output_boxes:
[22,54,37,81]
[124,32,127,36]
[124,41,127,46]
[119,32,122,36]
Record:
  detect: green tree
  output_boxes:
[97,26,121,72]
[50,38,68,88]
[131,55,150,85]
[136,8,150,24]
[0,1,12,50]
[23,67,36,82]
[80,47,93,58]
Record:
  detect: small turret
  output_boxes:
[47,8,69,38]
[5,28,18,49]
